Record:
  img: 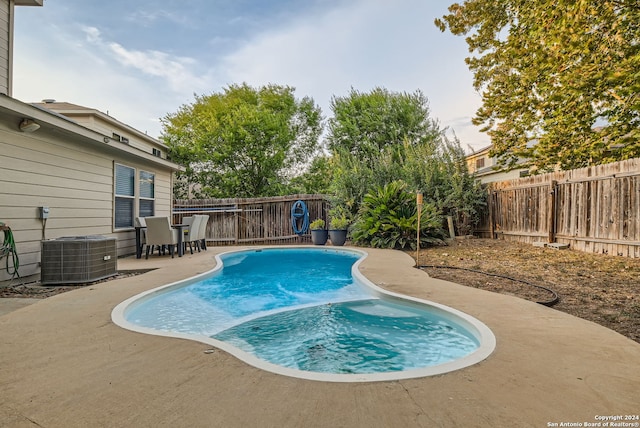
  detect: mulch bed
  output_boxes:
[415,238,640,344]
[0,270,148,299]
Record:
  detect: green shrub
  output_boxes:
[329,216,349,230]
[309,219,326,230]
[351,181,446,250]
[328,139,487,236]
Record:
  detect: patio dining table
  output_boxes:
[135,223,186,259]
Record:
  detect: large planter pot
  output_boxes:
[310,229,328,245]
[329,229,347,246]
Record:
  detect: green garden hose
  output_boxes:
[1,222,20,279]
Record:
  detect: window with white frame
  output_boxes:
[114,164,135,229]
[114,164,157,229]
[139,170,155,217]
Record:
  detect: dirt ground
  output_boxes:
[0,270,146,299]
[2,239,638,345]
[415,238,640,344]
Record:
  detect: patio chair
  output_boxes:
[144,216,179,259]
[182,215,201,254]
[195,215,208,251]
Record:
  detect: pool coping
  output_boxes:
[111,246,497,382]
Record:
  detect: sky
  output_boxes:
[13,0,490,152]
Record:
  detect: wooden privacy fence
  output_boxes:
[475,158,640,258]
[173,195,329,245]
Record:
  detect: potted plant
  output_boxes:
[329,216,349,246]
[309,219,328,245]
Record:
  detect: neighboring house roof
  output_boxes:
[1,94,184,172]
[31,100,166,150]
[467,144,494,156]
[465,143,530,183]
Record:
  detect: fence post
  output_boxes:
[548,180,557,243]
[446,216,456,239]
[416,193,423,266]
[234,211,239,244]
[488,190,496,239]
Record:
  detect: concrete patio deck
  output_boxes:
[1,247,638,428]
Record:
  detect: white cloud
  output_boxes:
[107,43,202,93]
[80,26,208,94]
[82,26,101,44]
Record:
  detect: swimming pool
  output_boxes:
[112,247,496,382]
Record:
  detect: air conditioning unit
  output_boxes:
[41,236,117,285]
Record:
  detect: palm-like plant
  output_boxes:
[351,180,446,250]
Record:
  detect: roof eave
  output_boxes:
[1,95,184,172]
[32,103,167,149]
[15,0,44,6]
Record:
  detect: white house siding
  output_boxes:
[0,122,175,283]
[0,0,10,96]
[31,103,166,158]
[73,115,163,156]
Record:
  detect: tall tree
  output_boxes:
[288,155,333,195]
[162,83,322,198]
[325,87,486,236]
[436,0,640,171]
[326,87,442,164]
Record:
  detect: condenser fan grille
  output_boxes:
[41,236,117,285]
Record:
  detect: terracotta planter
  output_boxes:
[311,229,328,245]
[329,229,347,246]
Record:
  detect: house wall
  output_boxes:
[475,169,525,184]
[466,150,492,174]
[70,114,165,157]
[0,0,10,95]
[31,102,167,159]
[0,122,173,282]
[1,0,44,96]
[466,145,530,184]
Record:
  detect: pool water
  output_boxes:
[126,249,372,336]
[215,299,478,374]
[116,247,494,381]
